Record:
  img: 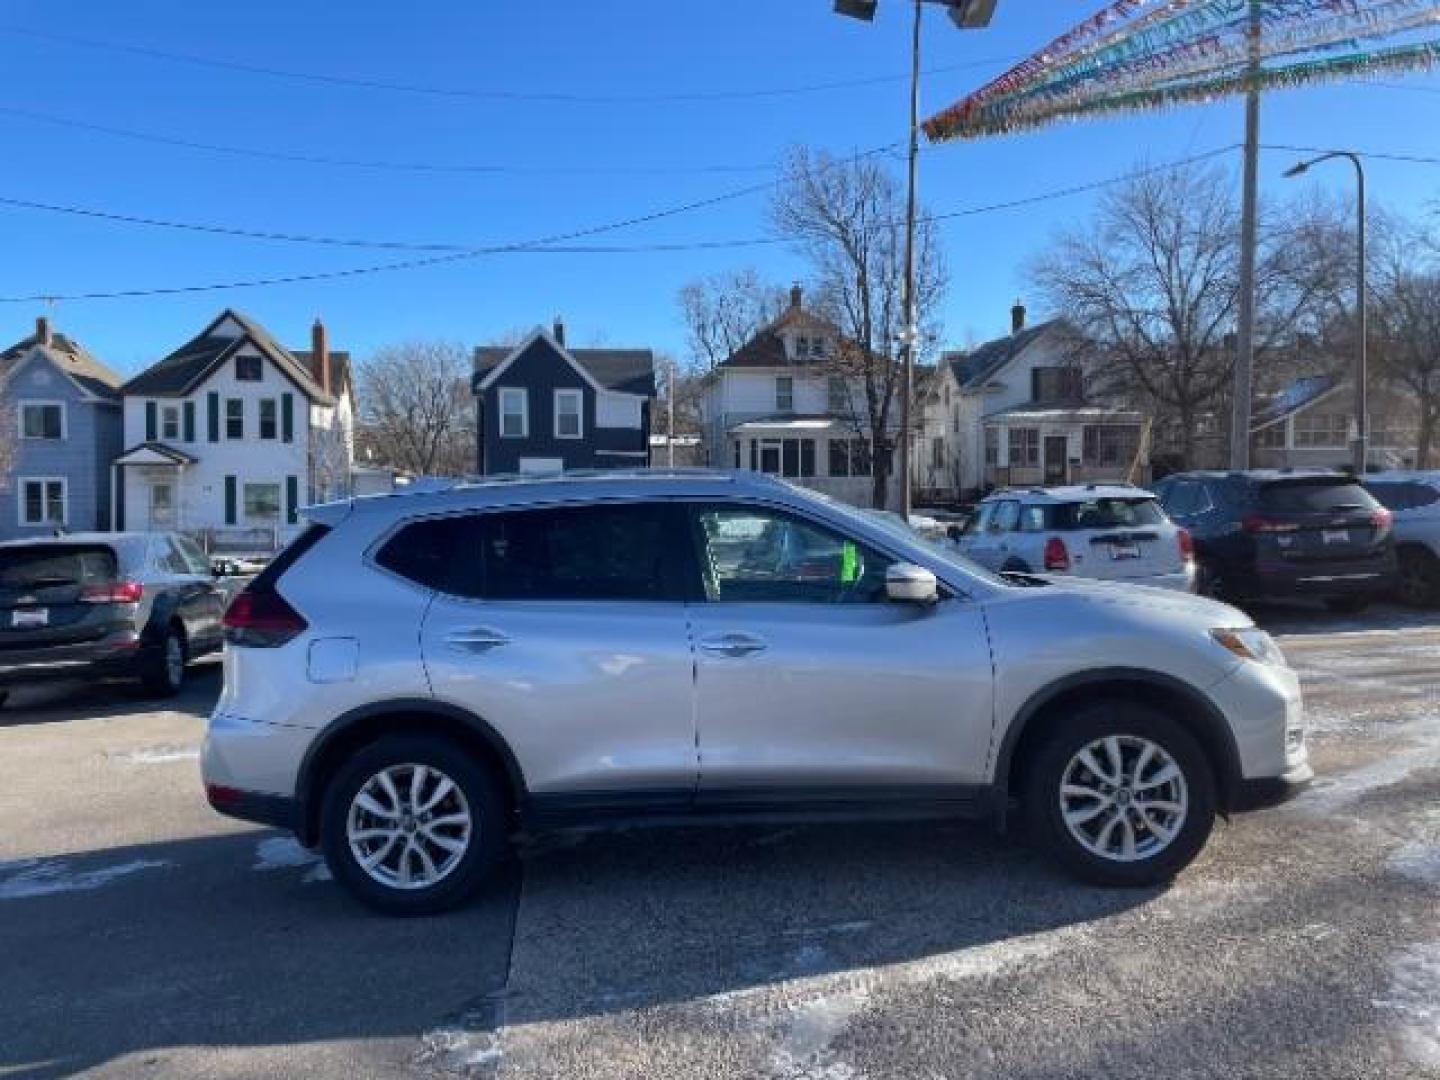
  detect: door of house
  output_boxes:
[1043,436,1069,486]
[149,482,175,528]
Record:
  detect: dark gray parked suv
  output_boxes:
[0,532,230,697]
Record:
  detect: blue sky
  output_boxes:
[1,0,1437,375]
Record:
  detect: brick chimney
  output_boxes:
[553,317,566,347]
[311,318,331,395]
[790,283,804,310]
[35,315,51,346]
[1011,300,1027,335]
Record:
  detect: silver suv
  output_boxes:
[1362,472,1440,607]
[202,471,1310,915]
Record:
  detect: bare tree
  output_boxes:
[1369,215,1440,467]
[357,341,475,477]
[772,147,947,508]
[677,269,788,373]
[1031,163,1327,467]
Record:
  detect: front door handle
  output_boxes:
[445,627,511,654]
[698,633,767,658]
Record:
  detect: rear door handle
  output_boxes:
[444,627,511,654]
[698,633,767,658]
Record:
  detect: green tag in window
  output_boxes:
[841,541,860,584]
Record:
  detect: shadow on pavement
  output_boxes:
[1251,600,1440,638]
[0,659,221,728]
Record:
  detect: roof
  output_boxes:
[984,483,1155,504]
[947,319,1065,391]
[983,405,1141,424]
[1252,374,1340,429]
[0,328,123,401]
[473,337,657,397]
[729,413,854,433]
[114,441,198,466]
[294,349,354,397]
[718,302,854,370]
[122,309,337,404]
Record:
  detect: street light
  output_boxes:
[833,0,999,515]
[1284,151,1367,474]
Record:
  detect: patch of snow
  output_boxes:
[302,863,333,884]
[0,857,169,900]
[416,996,505,1077]
[108,744,200,765]
[1293,716,1440,814]
[252,836,327,883]
[1375,941,1440,1069]
[1389,841,1440,888]
[771,984,868,1080]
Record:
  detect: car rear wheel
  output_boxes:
[321,735,507,916]
[1397,546,1440,608]
[1024,701,1216,887]
[140,626,186,698]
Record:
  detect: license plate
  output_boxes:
[1110,542,1140,560]
[1322,529,1350,545]
[11,608,47,629]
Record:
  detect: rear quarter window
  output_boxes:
[1365,481,1440,512]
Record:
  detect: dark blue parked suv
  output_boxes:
[1153,470,1397,612]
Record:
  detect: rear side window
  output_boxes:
[1258,480,1378,514]
[376,504,690,602]
[1052,498,1165,530]
[0,545,116,589]
[1365,481,1440,512]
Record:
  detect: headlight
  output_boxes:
[1211,627,1287,667]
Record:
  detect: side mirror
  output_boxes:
[886,562,939,605]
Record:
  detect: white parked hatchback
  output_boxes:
[957,485,1195,591]
[203,470,1306,915]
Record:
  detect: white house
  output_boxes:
[115,309,354,553]
[699,286,900,508]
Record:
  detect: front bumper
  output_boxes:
[1231,761,1315,811]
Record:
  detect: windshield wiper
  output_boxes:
[1000,570,1050,588]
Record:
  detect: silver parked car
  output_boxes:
[956,485,1195,591]
[1362,472,1440,607]
[203,471,1309,915]
[0,532,230,697]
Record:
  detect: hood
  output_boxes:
[1011,573,1250,627]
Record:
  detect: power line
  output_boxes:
[1,25,1018,106]
[1261,142,1440,167]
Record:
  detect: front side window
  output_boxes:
[161,406,180,441]
[499,388,528,438]
[259,399,278,440]
[696,506,893,604]
[235,355,263,381]
[19,478,66,525]
[554,390,583,439]
[243,483,281,521]
[20,402,63,440]
[226,399,244,439]
[775,376,794,412]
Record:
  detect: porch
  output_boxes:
[726,415,899,509]
[982,407,1147,491]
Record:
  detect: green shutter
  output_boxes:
[207,393,220,443]
[281,393,294,443]
[224,476,237,525]
[145,401,157,442]
[286,476,299,525]
[182,401,195,442]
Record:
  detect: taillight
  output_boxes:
[1178,528,1195,562]
[1043,536,1071,572]
[81,580,144,604]
[1371,507,1393,532]
[1242,514,1299,534]
[222,590,307,648]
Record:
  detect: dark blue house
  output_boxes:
[472,322,656,475]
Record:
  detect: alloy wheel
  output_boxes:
[346,763,473,890]
[1058,734,1189,863]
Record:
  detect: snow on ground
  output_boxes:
[106,744,200,765]
[0,857,169,900]
[1376,942,1440,1070]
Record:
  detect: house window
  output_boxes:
[810,337,828,360]
[1253,423,1286,450]
[952,405,960,434]
[236,355,263,381]
[759,440,782,474]
[776,376,794,412]
[795,336,809,359]
[828,438,871,478]
[984,428,999,466]
[1294,412,1349,448]
[225,398,244,439]
[259,399,278,440]
[827,376,849,414]
[243,483,281,521]
[554,389,583,439]
[1083,425,1141,467]
[1008,427,1040,467]
[779,438,816,478]
[1372,422,1417,449]
[19,402,63,440]
[499,388,528,438]
[931,437,946,469]
[161,406,180,441]
[18,478,66,526]
[1032,367,1084,403]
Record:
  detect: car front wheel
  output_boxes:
[321,735,507,916]
[1024,701,1216,887]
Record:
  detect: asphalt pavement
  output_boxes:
[1,605,1437,1079]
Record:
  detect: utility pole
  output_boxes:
[668,358,677,467]
[1230,0,1262,470]
[898,0,923,517]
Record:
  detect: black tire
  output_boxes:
[1022,700,1216,887]
[1397,546,1440,608]
[140,624,186,698]
[320,735,508,917]
[1323,595,1370,615]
